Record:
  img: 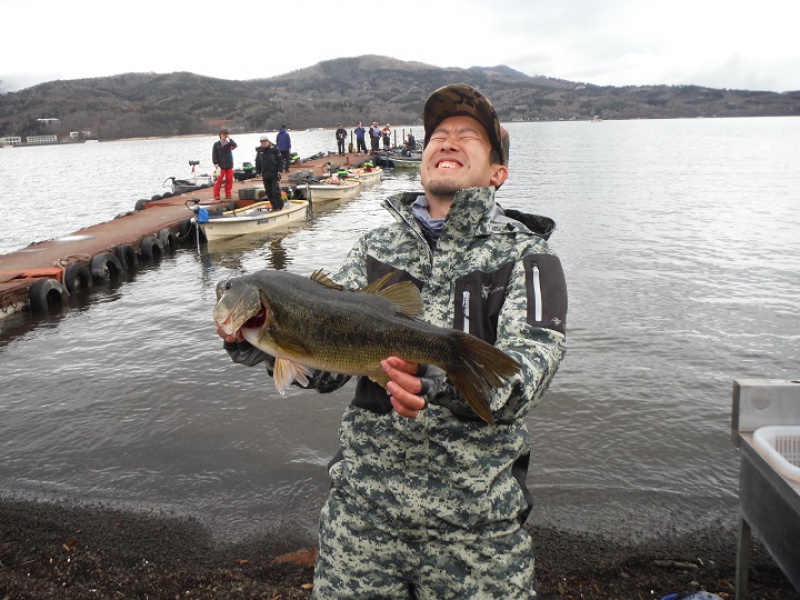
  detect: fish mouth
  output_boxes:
[214,281,266,337]
[242,307,266,330]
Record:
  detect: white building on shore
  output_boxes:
[25,135,59,144]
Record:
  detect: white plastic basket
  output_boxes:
[753,426,800,482]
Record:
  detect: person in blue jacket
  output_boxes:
[276,124,292,173]
[354,122,368,155]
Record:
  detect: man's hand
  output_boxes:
[381,357,426,418]
[215,321,244,344]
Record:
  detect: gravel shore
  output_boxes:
[1,497,797,599]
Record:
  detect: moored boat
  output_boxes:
[388,156,421,170]
[302,178,361,205]
[195,199,309,242]
[351,165,383,184]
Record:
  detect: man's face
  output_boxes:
[420,115,507,200]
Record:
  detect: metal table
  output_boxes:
[731,379,800,599]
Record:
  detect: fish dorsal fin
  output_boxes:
[378,281,424,318]
[361,271,395,294]
[310,269,343,290]
[362,273,424,319]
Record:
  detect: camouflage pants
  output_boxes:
[311,488,537,599]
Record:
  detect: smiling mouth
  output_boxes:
[436,160,462,169]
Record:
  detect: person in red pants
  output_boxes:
[212,128,237,200]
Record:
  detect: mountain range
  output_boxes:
[1,55,798,141]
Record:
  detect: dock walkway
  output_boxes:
[0,152,369,319]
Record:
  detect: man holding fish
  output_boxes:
[215,84,568,598]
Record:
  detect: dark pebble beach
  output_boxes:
[1,497,798,599]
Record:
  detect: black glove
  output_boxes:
[416,364,447,407]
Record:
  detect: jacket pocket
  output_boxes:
[453,262,514,344]
[523,254,567,335]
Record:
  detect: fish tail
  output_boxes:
[446,334,521,425]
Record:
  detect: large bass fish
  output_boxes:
[214,269,520,424]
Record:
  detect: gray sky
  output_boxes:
[3,0,798,93]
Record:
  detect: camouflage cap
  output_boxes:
[423,84,509,166]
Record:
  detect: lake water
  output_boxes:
[1,119,799,544]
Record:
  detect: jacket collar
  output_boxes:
[385,187,556,240]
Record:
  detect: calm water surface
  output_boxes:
[1,119,799,542]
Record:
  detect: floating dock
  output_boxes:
[0,151,381,319]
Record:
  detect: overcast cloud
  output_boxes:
[2,0,798,93]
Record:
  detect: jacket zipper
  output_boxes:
[532,265,542,322]
[462,291,471,334]
[382,198,433,266]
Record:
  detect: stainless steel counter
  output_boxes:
[732,379,800,599]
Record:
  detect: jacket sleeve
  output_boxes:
[223,340,269,367]
[490,251,567,421]
[432,246,567,423]
[212,143,219,165]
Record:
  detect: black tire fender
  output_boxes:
[134,198,150,211]
[178,218,207,243]
[158,228,177,254]
[29,278,68,313]
[114,244,137,271]
[161,191,173,199]
[90,251,124,283]
[150,194,162,202]
[63,262,92,294]
[178,218,193,240]
[138,236,164,262]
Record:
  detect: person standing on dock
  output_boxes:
[403,130,417,156]
[369,121,381,155]
[335,123,347,155]
[212,129,237,200]
[354,122,368,155]
[276,124,292,173]
[381,122,392,150]
[255,136,285,211]
[218,83,568,599]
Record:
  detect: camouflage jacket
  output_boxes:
[226,186,567,541]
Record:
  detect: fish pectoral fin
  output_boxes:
[274,358,314,392]
[310,269,343,290]
[271,330,312,356]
